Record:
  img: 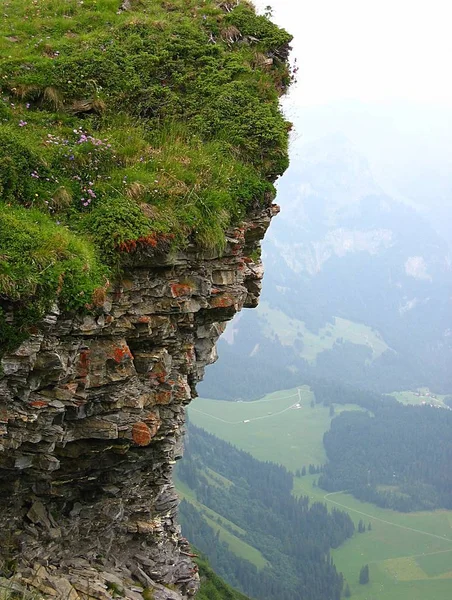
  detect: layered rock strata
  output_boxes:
[0,205,278,600]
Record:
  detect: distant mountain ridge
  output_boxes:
[200,135,452,399]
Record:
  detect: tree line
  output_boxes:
[314,382,452,511]
[178,424,355,600]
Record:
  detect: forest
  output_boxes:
[178,424,354,600]
[317,392,452,511]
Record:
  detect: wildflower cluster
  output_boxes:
[44,128,115,209]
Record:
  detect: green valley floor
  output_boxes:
[186,387,452,600]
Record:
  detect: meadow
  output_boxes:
[188,387,452,599]
[189,385,363,471]
[257,301,389,363]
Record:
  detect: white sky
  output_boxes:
[254,0,452,107]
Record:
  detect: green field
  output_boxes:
[391,389,448,408]
[188,387,452,599]
[257,301,389,363]
[189,386,363,470]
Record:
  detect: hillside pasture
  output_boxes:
[189,386,363,471]
[190,390,452,600]
[257,301,389,363]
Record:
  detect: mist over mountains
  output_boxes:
[199,133,452,399]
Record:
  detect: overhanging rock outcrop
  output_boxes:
[0,205,278,600]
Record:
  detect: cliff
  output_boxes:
[0,207,278,600]
[0,1,291,597]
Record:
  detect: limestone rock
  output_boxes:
[0,207,276,599]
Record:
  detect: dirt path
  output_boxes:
[189,392,299,425]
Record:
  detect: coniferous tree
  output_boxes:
[344,583,351,597]
[359,565,369,585]
[301,466,307,476]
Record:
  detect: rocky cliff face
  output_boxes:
[0,205,278,600]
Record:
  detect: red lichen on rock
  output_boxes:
[143,412,161,437]
[210,294,235,309]
[112,344,133,363]
[155,391,172,405]
[150,362,167,384]
[170,282,192,298]
[132,422,152,446]
[29,400,48,409]
[116,233,174,254]
[77,350,91,378]
[137,315,151,323]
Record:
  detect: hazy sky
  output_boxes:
[253,0,452,242]
[254,0,452,107]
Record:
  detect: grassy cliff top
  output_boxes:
[0,0,292,349]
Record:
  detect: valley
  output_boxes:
[184,389,452,599]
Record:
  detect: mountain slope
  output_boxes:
[200,135,452,399]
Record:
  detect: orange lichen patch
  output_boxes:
[143,412,161,437]
[210,294,235,309]
[132,421,153,446]
[117,235,157,253]
[55,382,78,401]
[111,344,133,363]
[185,347,196,364]
[60,382,78,394]
[243,256,253,264]
[149,362,167,384]
[155,390,172,405]
[77,350,91,377]
[137,315,151,323]
[170,282,192,298]
[174,384,190,401]
[117,233,174,254]
[211,287,221,294]
[29,400,48,409]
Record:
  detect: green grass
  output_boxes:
[257,301,389,363]
[0,0,292,349]
[189,386,363,471]
[192,389,452,600]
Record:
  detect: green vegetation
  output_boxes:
[176,474,268,569]
[319,400,452,511]
[189,386,363,472]
[195,552,252,600]
[359,564,370,585]
[0,0,291,348]
[193,388,452,600]
[178,424,353,600]
[258,302,389,363]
